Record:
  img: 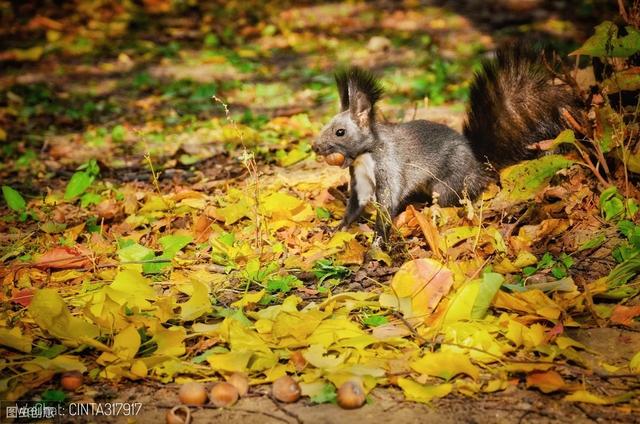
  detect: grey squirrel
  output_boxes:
[312,46,582,245]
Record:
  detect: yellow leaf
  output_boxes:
[130,360,148,378]
[398,378,452,403]
[272,310,326,343]
[179,280,212,321]
[505,321,545,348]
[302,344,345,369]
[151,326,186,357]
[440,322,507,363]
[225,318,271,354]
[231,290,265,309]
[455,380,481,396]
[493,290,561,320]
[50,269,84,283]
[29,289,100,343]
[107,269,157,310]
[0,327,33,353]
[484,379,508,393]
[504,363,554,372]
[326,231,355,249]
[390,259,454,319]
[0,127,6,141]
[411,351,479,380]
[368,246,392,266]
[260,192,314,222]
[562,390,631,405]
[139,195,172,213]
[215,197,253,225]
[83,290,129,330]
[513,252,539,268]
[306,316,367,348]
[250,351,279,371]
[443,280,480,323]
[112,325,140,360]
[630,352,640,373]
[334,335,378,351]
[255,319,273,334]
[599,362,620,373]
[207,351,253,372]
[26,355,86,373]
[556,336,587,350]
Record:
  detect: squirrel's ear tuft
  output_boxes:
[346,67,383,128]
[346,67,383,107]
[335,70,350,111]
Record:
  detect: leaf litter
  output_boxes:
[0,1,639,422]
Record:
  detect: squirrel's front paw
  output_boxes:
[330,220,349,234]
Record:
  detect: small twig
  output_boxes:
[561,108,587,136]
[267,394,303,424]
[144,153,163,195]
[156,403,291,423]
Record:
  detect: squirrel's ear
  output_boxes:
[346,67,383,129]
[335,70,349,112]
[349,88,372,128]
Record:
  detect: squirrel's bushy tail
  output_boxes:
[463,45,581,169]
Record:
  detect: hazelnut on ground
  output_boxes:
[178,382,207,406]
[272,375,301,403]
[210,382,239,407]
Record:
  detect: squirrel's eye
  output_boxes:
[335,129,346,137]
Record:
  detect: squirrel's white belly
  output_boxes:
[352,153,376,207]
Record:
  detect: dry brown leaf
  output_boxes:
[610,305,640,327]
[526,370,566,393]
[34,246,92,270]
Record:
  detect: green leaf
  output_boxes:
[601,69,640,93]
[118,242,155,263]
[577,235,606,251]
[551,266,567,279]
[310,384,337,404]
[315,207,331,220]
[218,232,235,246]
[159,234,193,257]
[496,155,574,203]
[2,185,26,212]
[538,252,555,269]
[111,125,126,142]
[559,253,574,269]
[80,192,102,208]
[266,275,300,293]
[470,272,503,319]
[41,389,67,403]
[313,259,351,283]
[64,172,95,201]
[363,315,388,327]
[571,21,640,57]
[600,186,625,222]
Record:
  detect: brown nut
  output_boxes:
[178,382,208,406]
[325,152,346,166]
[337,381,366,409]
[61,371,83,391]
[227,372,249,397]
[272,375,301,403]
[166,405,191,424]
[210,382,239,407]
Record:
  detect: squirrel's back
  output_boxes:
[463,46,581,169]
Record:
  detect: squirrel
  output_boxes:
[312,45,582,246]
